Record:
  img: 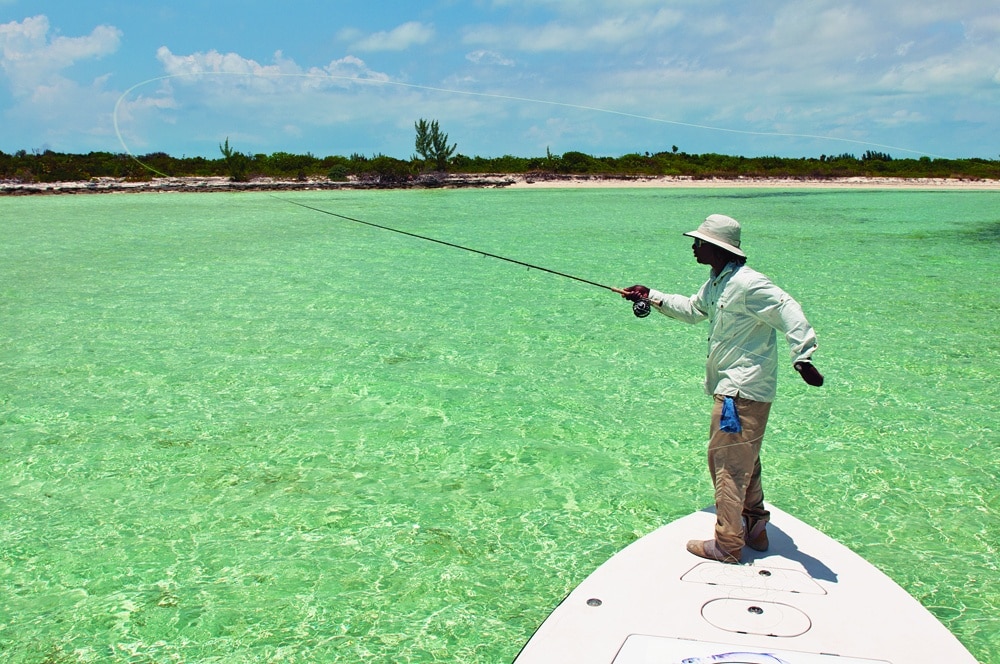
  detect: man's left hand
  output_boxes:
[795,362,824,387]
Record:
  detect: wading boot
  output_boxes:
[686,539,741,564]
[744,518,769,552]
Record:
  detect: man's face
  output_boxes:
[692,237,714,265]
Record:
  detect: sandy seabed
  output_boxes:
[2,173,999,195]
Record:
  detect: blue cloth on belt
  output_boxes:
[720,396,742,433]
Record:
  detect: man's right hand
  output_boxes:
[620,285,650,302]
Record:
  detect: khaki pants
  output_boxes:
[708,395,772,555]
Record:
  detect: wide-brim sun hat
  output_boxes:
[683,214,746,257]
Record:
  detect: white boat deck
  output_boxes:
[513,505,977,664]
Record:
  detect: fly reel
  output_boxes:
[632,299,651,318]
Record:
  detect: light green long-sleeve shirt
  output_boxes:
[648,262,818,402]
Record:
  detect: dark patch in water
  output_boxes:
[965,220,1000,243]
[894,220,1000,244]
[651,190,830,201]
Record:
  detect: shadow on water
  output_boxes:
[964,220,1000,242]
[650,190,830,201]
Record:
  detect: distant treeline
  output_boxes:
[2,147,998,183]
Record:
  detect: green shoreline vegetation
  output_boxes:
[3,146,999,187]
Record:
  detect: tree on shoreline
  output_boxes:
[414,119,457,172]
[219,137,250,182]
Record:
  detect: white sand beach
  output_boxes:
[3,174,999,195]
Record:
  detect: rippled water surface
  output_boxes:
[2,188,997,663]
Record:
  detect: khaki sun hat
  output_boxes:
[683,214,745,257]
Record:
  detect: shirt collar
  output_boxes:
[712,261,741,280]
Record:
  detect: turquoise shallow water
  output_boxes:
[1,188,997,663]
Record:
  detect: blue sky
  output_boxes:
[1,1,997,160]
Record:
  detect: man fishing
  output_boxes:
[619,214,824,564]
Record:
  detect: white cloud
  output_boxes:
[350,21,434,52]
[154,47,391,91]
[0,15,122,95]
[462,8,681,53]
[466,50,515,66]
[315,55,391,82]
[157,46,288,77]
[878,50,997,93]
[0,15,124,151]
[111,47,411,154]
[488,0,677,15]
[965,14,1000,39]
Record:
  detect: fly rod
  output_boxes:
[271,195,652,316]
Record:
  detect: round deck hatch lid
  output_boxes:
[702,598,811,637]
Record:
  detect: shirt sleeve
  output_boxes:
[648,286,709,324]
[745,281,818,364]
